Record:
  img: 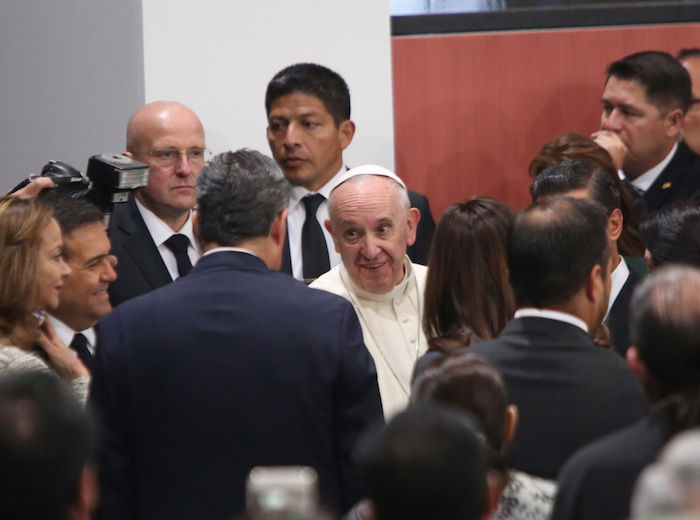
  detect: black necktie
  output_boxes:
[70,333,93,372]
[301,194,330,280]
[164,234,192,278]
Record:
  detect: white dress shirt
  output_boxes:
[606,256,630,320]
[135,197,202,281]
[286,166,345,280]
[514,308,589,333]
[623,141,678,192]
[47,315,96,355]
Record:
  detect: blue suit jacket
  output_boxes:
[91,251,383,520]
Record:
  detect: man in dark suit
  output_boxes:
[530,160,643,356]
[108,101,207,306]
[594,51,700,216]
[553,265,700,520]
[265,63,435,282]
[90,149,383,520]
[466,197,648,480]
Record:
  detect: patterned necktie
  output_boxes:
[164,234,192,278]
[301,194,330,280]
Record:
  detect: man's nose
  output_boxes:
[174,152,196,176]
[102,255,118,283]
[602,109,623,132]
[283,123,301,148]
[360,235,382,259]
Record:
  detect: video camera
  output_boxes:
[10,154,150,228]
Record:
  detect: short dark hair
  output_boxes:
[413,354,509,454]
[195,149,290,247]
[677,48,700,61]
[509,196,611,308]
[38,193,103,235]
[606,51,692,113]
[423,197,516,354]
[0,371,95,520]
[265,63,351,126]
[639,200,700,269]
[529,134,643,257]
[629,266,700,434]
[355,404,487,520]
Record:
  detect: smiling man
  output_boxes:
[42,196,117,371]
[109,101,206,306]
[593,51,700,215]
[266,63,435,282]
[311,165,427,418]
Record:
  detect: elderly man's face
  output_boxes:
[326,176,419,294]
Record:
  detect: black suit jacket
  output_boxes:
[606,266,642,358]
[91,252,383,520]
[280,189,436,275]
[466,317,648,479]
[553,413,666,520]
[632,141,700,215]
[108,195,172,308]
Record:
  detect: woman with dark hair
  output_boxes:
[0,197,89,402]
[413,354,556,520]
[422,197,516,356]
[529,132,644,259]
[530,159,641,357]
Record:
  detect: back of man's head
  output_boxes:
[195,149,290,247]
[0,371,95,520]
[639,200,700,270]
[509,196,610,308]
[630,265,700,397]
[606,51,692,113]
[355,404,487,520]
[265,63,351,126]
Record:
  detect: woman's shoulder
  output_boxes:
[0,344,51,374]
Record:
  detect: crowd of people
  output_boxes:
[2,48,700,520]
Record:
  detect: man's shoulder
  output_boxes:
[309,265,348,299]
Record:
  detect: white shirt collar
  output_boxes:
[628,141,678,192]
[46,315,96,354]
[201,246,259,259]
[134,196,198,249]
[607,256,630,318]
[513,308,589,333]
[288,165,347,210]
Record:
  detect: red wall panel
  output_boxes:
[392,23,700,219]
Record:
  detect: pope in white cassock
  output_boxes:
[311,165,427,418]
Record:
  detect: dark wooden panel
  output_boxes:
[392,23,700,219]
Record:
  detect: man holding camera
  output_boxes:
[108,101,206,307]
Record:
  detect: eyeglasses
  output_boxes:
[136,148,211,168]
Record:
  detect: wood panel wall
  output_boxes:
[392,23,700,220]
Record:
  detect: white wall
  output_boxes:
[0,0,145,193]
[141,0,395,172]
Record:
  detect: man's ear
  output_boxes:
[339,120,356,151]
[664,108,684,138]
[585,263,603,303]
[627,346,649,383]
[122,151,134,159]
[270,208,289,246]
[67,465,98,520]
[504,404,519,444]
[325,219,341,254]
[608,208,623,242]
[406,207,420,247]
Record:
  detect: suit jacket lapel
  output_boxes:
[643,142,692,212]
[117,196,173,290]
[280,226,292,275]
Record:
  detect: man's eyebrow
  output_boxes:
[601,98,641,112]
[82,253,109,267]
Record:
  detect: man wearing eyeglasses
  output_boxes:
[108,101,209,307]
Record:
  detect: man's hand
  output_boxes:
[591,131,628,172]
[7,176,54,199]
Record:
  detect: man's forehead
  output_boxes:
[603,76,654,106]
[269,92,330,116]
[64,223,111,260]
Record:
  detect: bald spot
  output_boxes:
[646,266,700,332]
[328,175,410,225]
[126,101,204,151]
